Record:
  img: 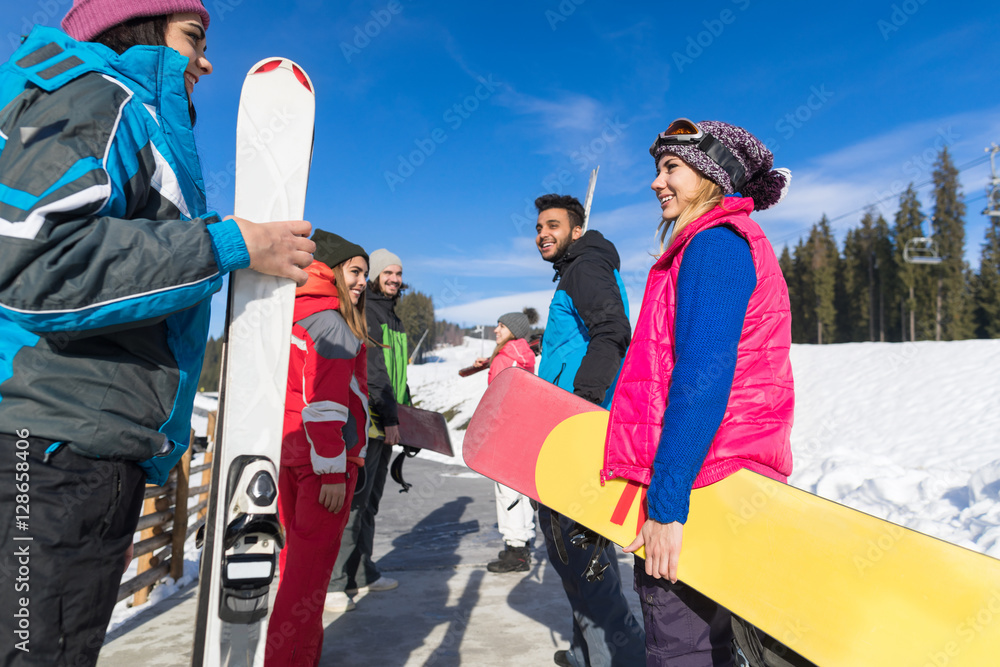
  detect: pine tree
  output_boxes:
[835,209,898,343]
[790,239,809,343]
[778,246,806,342]
[931,146,974,340]
[873,213,896,341]
[839,225,869,341]
[795,216,838,344]
[396,290,436,362]
[975,215,1000,338]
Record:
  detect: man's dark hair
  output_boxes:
[92,15,168,54]
[535,194,586,229]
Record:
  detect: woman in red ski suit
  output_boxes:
[266,232,370,666]
[474,311,539,573]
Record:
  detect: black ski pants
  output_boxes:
[0,433,145,666]
[328,435,392,592]
[539,506,647,667]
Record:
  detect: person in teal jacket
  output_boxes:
[534,193,644,667]
[0,2,313,664]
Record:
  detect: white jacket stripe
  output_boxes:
[303,400,350,475]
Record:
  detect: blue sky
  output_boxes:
[5,0,1000,332]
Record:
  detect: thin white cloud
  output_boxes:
[436,289,555,327]
[588,201,661,234]
[409,237,552,279]
[498,91,603,132]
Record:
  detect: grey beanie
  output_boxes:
[368,248,402,281]
[498,312,530,340]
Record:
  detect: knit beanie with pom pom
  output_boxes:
[650,120,791,211]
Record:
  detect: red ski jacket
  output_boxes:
[488,337,536,385]
[282,261,369,483]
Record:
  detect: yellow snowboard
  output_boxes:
[464,369,1000,666]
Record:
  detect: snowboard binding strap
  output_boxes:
[390,446,420,493]
[219,456,283,624]
[568,525,611,582]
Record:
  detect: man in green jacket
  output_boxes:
[326,248,410,611]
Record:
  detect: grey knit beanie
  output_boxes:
[651,120,791,211]
[368,248,402,282]
[498,312,530,340]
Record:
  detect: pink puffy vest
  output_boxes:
[602,197,794,489]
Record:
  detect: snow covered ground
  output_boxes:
[108,336,1000,632]
[409,337,1000,558]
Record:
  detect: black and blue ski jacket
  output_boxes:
[0,27,248,482]
[538,230,630,407]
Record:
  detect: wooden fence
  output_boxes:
[117,412,216,606]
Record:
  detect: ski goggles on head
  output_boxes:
[651,118,705,145]
[649,118,748,193]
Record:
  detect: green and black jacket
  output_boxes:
[366,286,411,429]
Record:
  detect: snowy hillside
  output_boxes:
[409,337,1000,557]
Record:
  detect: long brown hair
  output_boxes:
[331,260,368,343]
[488,328,515,363]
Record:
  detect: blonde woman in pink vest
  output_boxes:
[602,120,803,667]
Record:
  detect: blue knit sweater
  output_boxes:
[646,226,757,524]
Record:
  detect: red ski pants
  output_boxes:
[265,463,356,666]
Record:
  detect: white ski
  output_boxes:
[581,165,599,232]
[193,57,315,667]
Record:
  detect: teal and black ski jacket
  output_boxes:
[365,286,411,429]
[538,230,630,407]
[0,27,248,482]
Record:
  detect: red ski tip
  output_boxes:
[292,65,312,92]
[253,59,283,74]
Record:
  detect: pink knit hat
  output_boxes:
[62,0,210,42]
